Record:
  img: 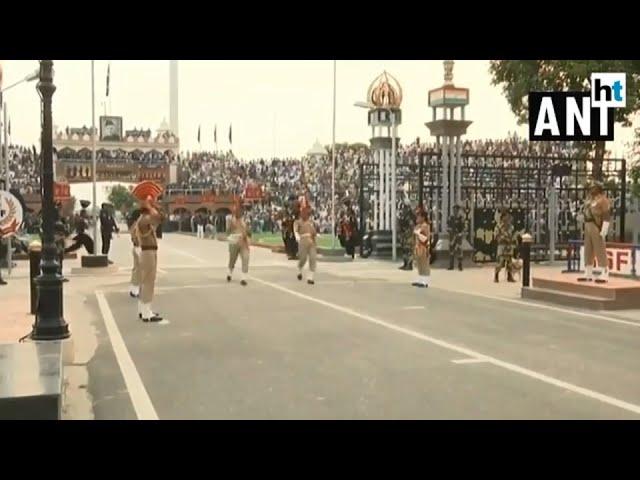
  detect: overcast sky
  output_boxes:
[1,60,636,159]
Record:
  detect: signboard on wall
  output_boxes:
[579,245,639,276]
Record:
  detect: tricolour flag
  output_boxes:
[214,125,217,144]
[197,125,201,144]
[229,124,232,145]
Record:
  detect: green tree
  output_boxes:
[108,184,135,213]
[489,60,640,180]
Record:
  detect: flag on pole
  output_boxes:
[229,124,232,145]
[214,125,217,145]
[197,125,201,144]
[106,63,110,97]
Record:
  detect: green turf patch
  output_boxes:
[251,232,340,249]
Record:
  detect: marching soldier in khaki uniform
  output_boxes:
[226,202,251,286]
[412,209,431,288]
[294,205,317,285]
[135,197,164,322]
[578,183,611,283]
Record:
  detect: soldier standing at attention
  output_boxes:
[494,210,516,283]
[226,202,251,286]
[294,205,318,285]
[578,182,611,283]
[127,209,142,299]
[448,204,466,271]
[99,203,119,259]
[135,197,164,322]
[412,209,431,288]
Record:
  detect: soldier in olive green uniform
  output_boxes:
[494,211,517,283]
[448,204,466,271]
[398,202,416,271]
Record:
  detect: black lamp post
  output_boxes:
[32,60,70,341]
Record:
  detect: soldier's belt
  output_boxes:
[141,246,158,251]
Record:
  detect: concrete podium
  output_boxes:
[0,341,64,420]
[522,271,640,310]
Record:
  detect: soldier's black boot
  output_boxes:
[458,260,463,271]
[494,270,499,283]
[507,271,516,283]
[447,257,454,270]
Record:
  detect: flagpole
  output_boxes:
[331,59,336,249]
[91,60,98,255]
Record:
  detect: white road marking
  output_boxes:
[163,245,209,263]
[156,264,221,269]
[95,291,159,420]
[166,246,639,329]
[249,275,640,416]
[155,284,228,292]
[452,358,490,364]
[430,287,640,329]
[158,320,171,325]
[403,306,425,310]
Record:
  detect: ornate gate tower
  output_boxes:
[363,71,402,257]
[425,61,473,260]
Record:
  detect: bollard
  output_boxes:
[521,233,533,288]
[29,240,43,315]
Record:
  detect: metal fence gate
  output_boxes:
[358,152,626,263]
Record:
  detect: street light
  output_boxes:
[0,69,40,94]
[354,101,398,262]
[32,60,70,341]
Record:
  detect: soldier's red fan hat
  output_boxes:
[132,180,163,201]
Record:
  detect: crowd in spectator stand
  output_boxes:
[4,135,618,234]
[0,145,40,194]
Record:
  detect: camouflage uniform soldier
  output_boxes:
[494,211,517,283]
[447,204,465,271]
[398,201,416,270]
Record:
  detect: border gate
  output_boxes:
[358,152,626,263]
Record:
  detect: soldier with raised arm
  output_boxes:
[294,204,318,285]
[412,209,431,288]
[226,200,251,286]
[578,182,611,283]
[135,197,164,322]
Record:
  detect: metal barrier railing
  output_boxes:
[566,239,639,278]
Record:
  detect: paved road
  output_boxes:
[82,233,640,419]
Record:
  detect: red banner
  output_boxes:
[54,182,71,201]
[202,194,216,203]
[244,183,263,201]
[174,196,186,205]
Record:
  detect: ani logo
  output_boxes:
[0,191,23,238]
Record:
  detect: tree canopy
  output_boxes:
[108,184,135,213]
[489,61,640,180]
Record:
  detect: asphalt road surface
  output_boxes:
[82,233,640,419]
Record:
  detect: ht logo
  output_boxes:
[528,73,626,141]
